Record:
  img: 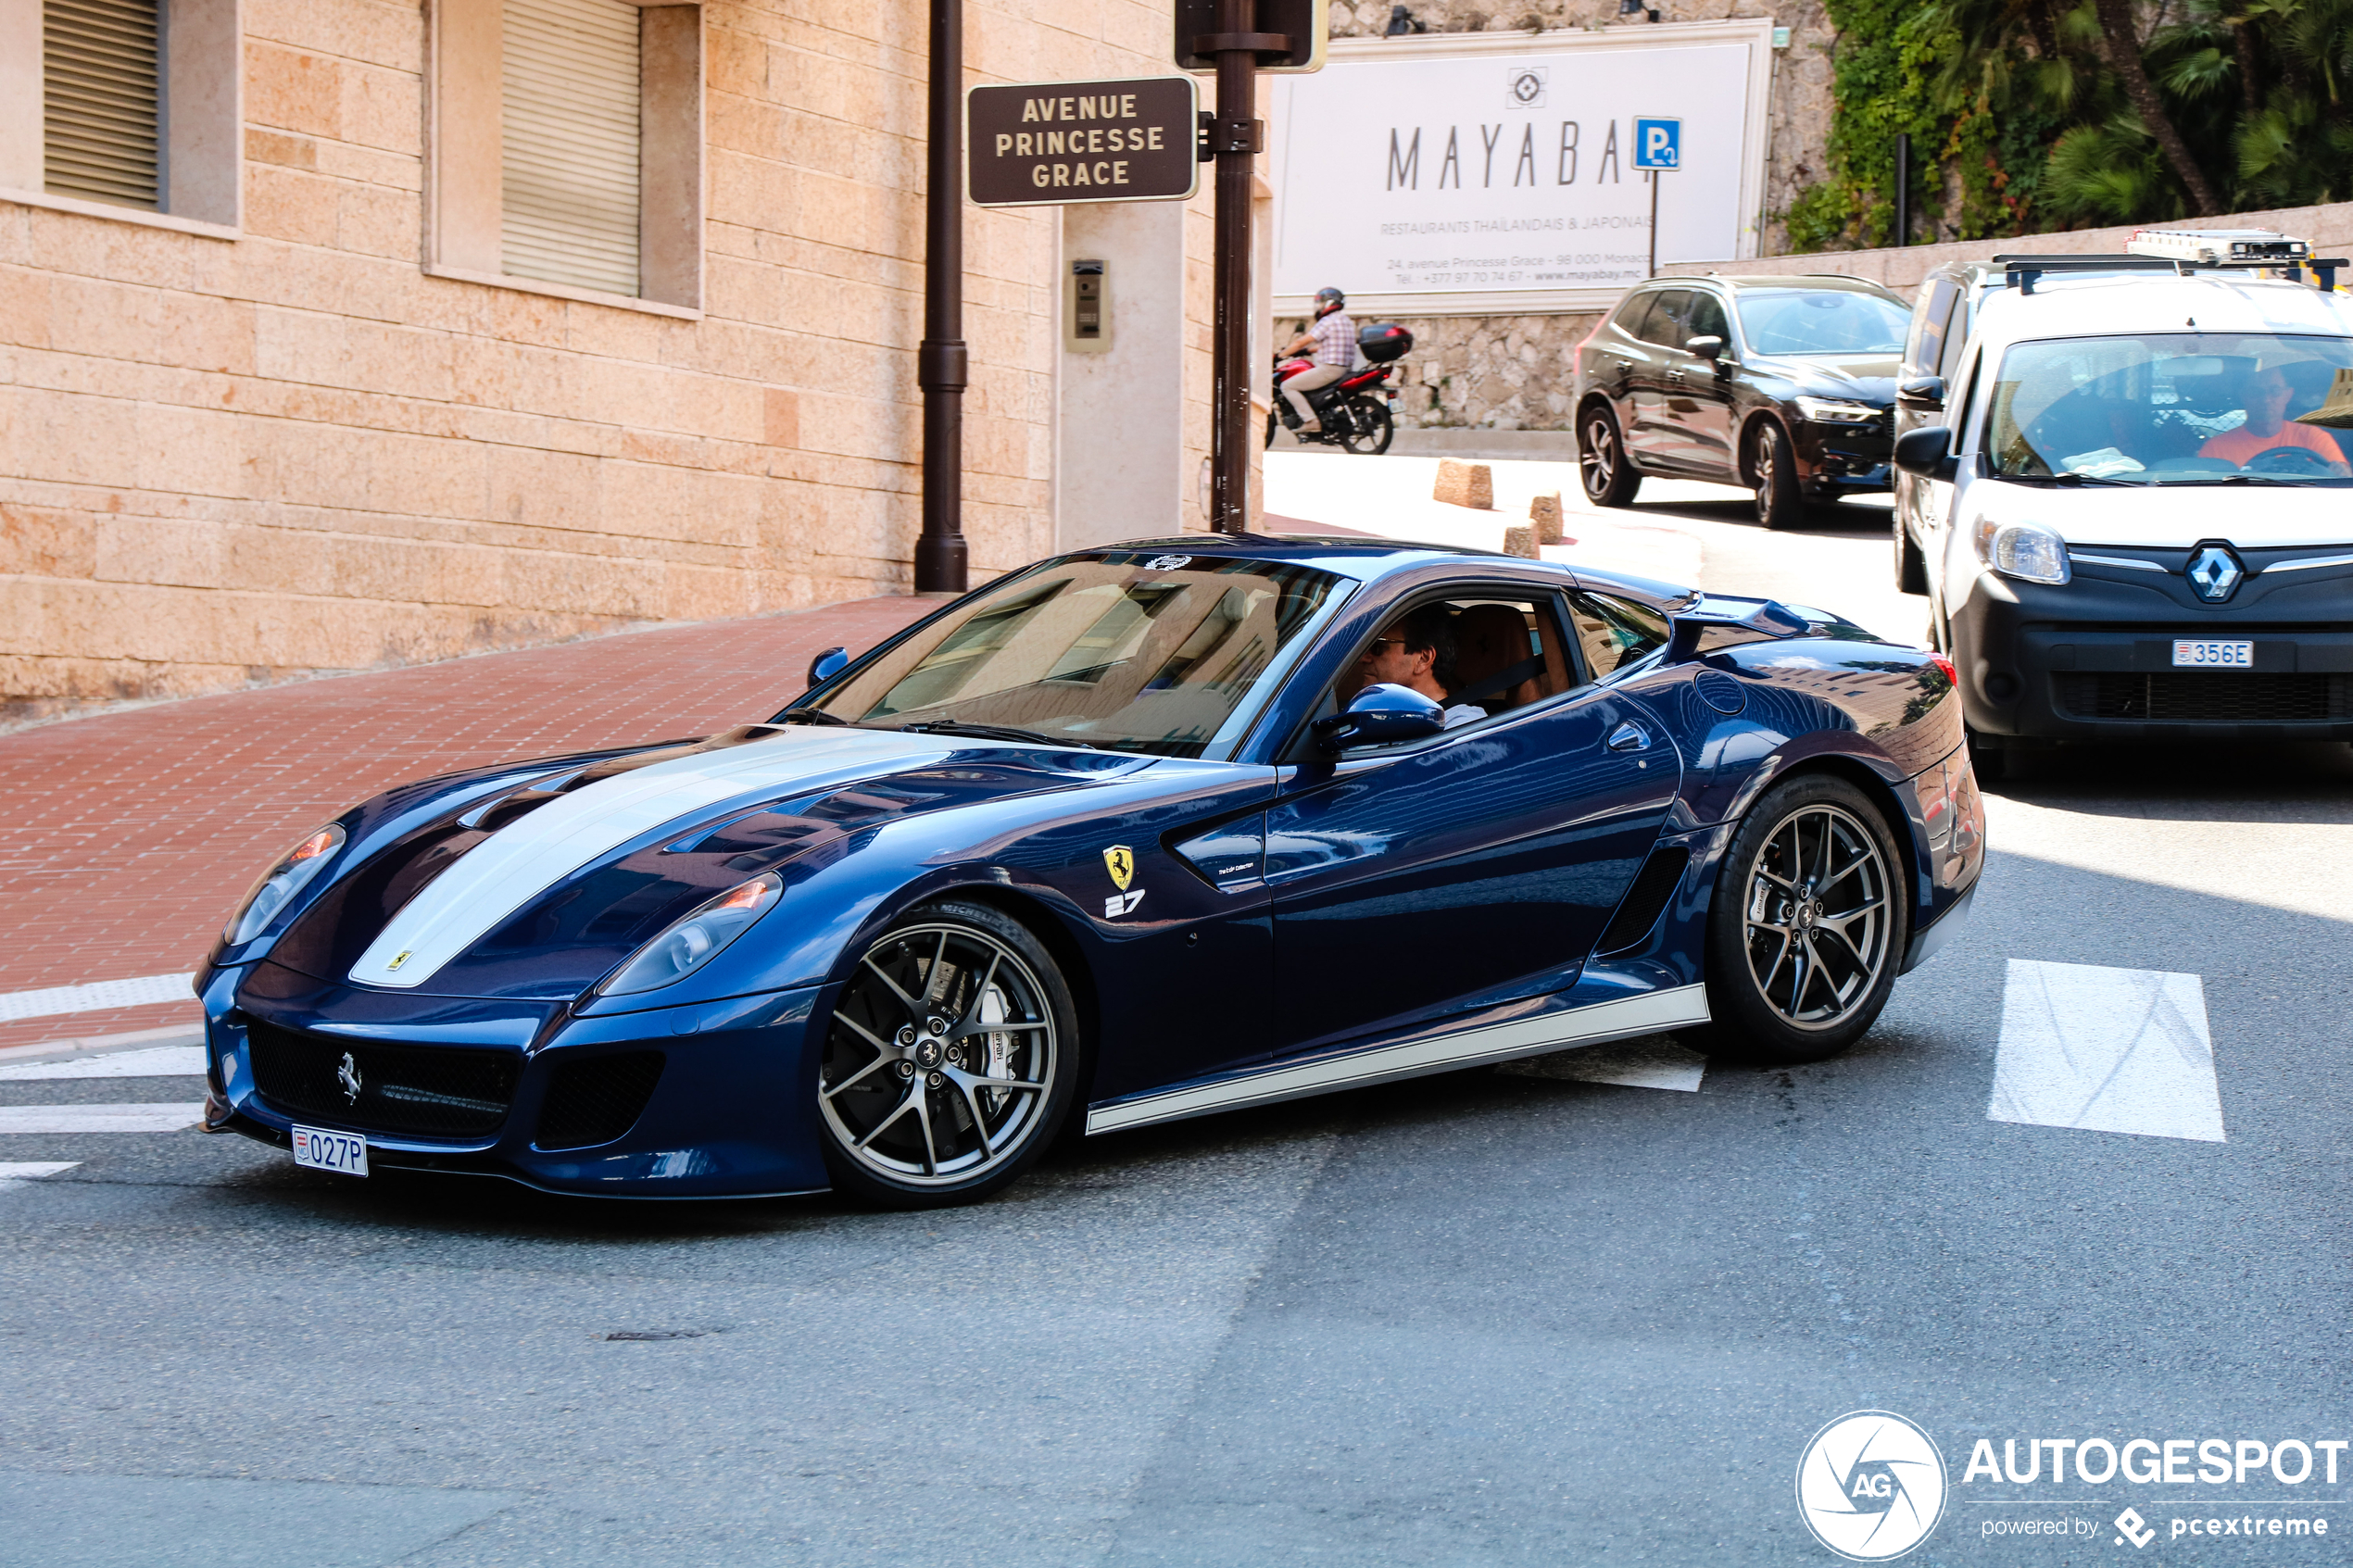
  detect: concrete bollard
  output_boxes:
[1503,525,1541,558]
[1433,459,1493,509]
[1529,492,1565,545]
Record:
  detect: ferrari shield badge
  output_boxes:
[1101,846,1144,917]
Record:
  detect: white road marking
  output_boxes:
[0,973,196,1023]
[1990,960,2225,1143]
[1497,1035,1708,1092]
[0,1160,81,1188]
[0,1046,208,1080]
[0,1104,207,1134]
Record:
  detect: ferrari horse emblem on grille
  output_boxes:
[337,1051,363,1104]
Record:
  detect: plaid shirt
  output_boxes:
[1309,310,1358,368]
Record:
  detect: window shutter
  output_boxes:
[44,0,162,210]
[503,0,642,297]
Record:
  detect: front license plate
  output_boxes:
[291,1125,369,1177]
[2172,639,2253,669]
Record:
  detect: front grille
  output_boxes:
[2052,671,2353,723]
[245,1021,520,1138]
[535,1051,665,1150]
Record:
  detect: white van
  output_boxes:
[1892,261,2353,777]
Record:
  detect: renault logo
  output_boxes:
[337,1051,362,1104]
[2186,543,2244,602]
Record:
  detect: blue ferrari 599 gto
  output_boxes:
[199,536,1984,1208]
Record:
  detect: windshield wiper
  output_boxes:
[898,720,1096,749]
[2152,473,2315,487]
[2006,471,2137,487]
[775,706,849,725]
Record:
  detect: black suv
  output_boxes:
[1571,275,1910,528]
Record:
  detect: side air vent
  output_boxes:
[1596,847,1690,955]
[535,1051,666,1150]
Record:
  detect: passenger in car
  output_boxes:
[1353,606,1486,728]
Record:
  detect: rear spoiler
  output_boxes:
[1662,596,1813,663]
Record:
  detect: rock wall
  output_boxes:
[1315,0,1836,431]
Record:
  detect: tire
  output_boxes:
[1966,726,2007,784]
[1698,774,1908,1065]
[1340,396,1394,455]
[1265,409,1277,448]
[1751,420,1805,531]
[1579,402,1642,507]
[813,899,1080,1209]
[1894,515,1930,595]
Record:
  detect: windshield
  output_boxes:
[800,554,1350,759]
[1735,290,1909,356]
[1986,332,2353,484]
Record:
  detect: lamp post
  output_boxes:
[915,0,968,594]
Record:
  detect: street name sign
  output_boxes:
[965,77,1200,207]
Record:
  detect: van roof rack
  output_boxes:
[1988,252,2345,295]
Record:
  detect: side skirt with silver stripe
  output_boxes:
[1084,984,1710,1135]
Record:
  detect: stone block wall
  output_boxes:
[0,0,1213,726]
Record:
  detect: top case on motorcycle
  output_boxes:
[1357,322,1413,363]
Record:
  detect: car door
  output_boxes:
[1624,289,1691,466]
[1663,288,1739,478]
[1261,593,1681,1058]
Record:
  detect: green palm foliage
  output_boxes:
[1780,0,2353,249]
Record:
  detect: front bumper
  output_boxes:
[201,962,835,1198]
[1790,420,1893,496]
[1948,562,2353,742]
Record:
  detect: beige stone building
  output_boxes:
[0,0,1245,723]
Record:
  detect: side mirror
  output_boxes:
[806,646,850,689]
[1311,683,1444,753]
[1684,334,1725,361]
[1897,374,1946,411]
[1893,426,1960,483]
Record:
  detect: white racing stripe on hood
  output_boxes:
[350,728,963,988]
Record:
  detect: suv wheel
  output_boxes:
[1579,403,1642,508]
[1751,421,1805,530]
[1894,514,1930,594]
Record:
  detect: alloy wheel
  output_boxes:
[1580,415,1617,498]
[1738,802,1893,1031]
[819,921,1059,1187]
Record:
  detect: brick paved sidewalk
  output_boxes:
[0,595,937,1050]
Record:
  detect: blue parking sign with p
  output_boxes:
[1634,117,1680,170]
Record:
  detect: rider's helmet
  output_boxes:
[1314,286,1346,319]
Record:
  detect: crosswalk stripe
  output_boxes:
[0,973,196,1023]
[0,1046,208,1081]
[0,1161,82,1186]
[1989,959,2225,1143]
[1498,1035,1707,1092]
[0,1104,207,1134]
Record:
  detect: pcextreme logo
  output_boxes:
[1796,1411,1950,1562]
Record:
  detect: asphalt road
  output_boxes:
[4,481,2348,1566]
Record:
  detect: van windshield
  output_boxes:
[795,554,1350,759]
[1986,332,2353,484]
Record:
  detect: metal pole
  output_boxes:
[1893,132,1909,249]
[1646,169,1659,276]
[1209,0,1256,535]
[915,0,968,592]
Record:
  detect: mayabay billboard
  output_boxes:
[1269,22,1774,317]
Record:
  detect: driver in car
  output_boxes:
[1355,607,1487,729]
[2200,360,2351,474]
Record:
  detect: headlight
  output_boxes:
[223,824,346,945]
[599,873,781,997]
[1794,395,1881,424]
[1975,520,2072,585]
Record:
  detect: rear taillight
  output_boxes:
[1572,320,1605,381]
[1929,653,1958,686]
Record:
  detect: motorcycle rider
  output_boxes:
[1278,286,1357,435]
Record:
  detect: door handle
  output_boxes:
[1606,720,1652,752]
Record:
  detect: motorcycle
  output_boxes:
[1267,321,1414,455]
